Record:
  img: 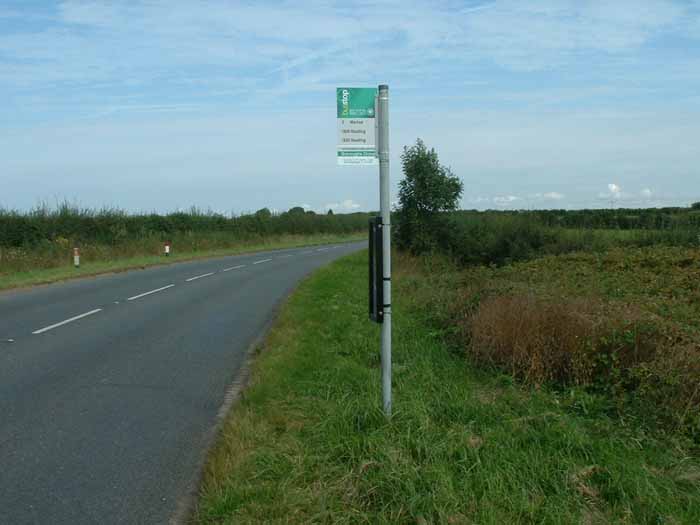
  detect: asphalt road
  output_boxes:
[0,241,364,525]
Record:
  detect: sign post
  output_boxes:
[337,85,392,416]
[377,85,391,416]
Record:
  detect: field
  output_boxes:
[396,207,700,438]
[194,251,700,524]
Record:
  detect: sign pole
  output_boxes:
[377,84,391,416]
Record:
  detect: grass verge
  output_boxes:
[0,233,362,291]
[193,250,700,524]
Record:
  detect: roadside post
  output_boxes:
[73,247,80,268]
[377,85,391,416]
[337,85,392,416]
[164,241,171,257]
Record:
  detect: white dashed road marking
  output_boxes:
[25,244,341,337]
[186,272,214,282]
[127,284,175,301]
[32,309,103,335]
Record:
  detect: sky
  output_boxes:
[1,0,700,214]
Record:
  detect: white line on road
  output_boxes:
[186,272,215,282]
[316,247,329,252]
[127,284,175,301]
[253,258,272,265]
[32,309,103,335]
[279,254,294,258]
[223,264,246,272]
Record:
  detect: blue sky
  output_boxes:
[2,0,700,213]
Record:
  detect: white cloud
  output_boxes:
[543,191,565,200]
[641,188,653,198]
[493,195,521,207]
[321,199,362,214]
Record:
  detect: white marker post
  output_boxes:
[377,84,391,416]
[73,247,80,268]
[164,241,171,257]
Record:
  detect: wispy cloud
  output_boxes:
[3,1,699,98]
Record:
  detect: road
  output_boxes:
[0,241,364,525]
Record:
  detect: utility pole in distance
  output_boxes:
[377,84,392,416]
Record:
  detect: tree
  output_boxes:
[254,207,272,219]
[395,139,463,252]
[327,208,334,215]
[691,202,700,210]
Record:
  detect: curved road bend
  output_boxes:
[0,241,364,525]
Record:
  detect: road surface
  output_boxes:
[0,241,364,524]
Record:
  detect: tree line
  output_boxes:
[0,203,371,248]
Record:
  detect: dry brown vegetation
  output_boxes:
[467,295,659,385]
[397,246,700,438]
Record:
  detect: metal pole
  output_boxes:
[377,84,391,416]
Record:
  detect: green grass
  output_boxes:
[0,233,363,291]
[193,251,700,524]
